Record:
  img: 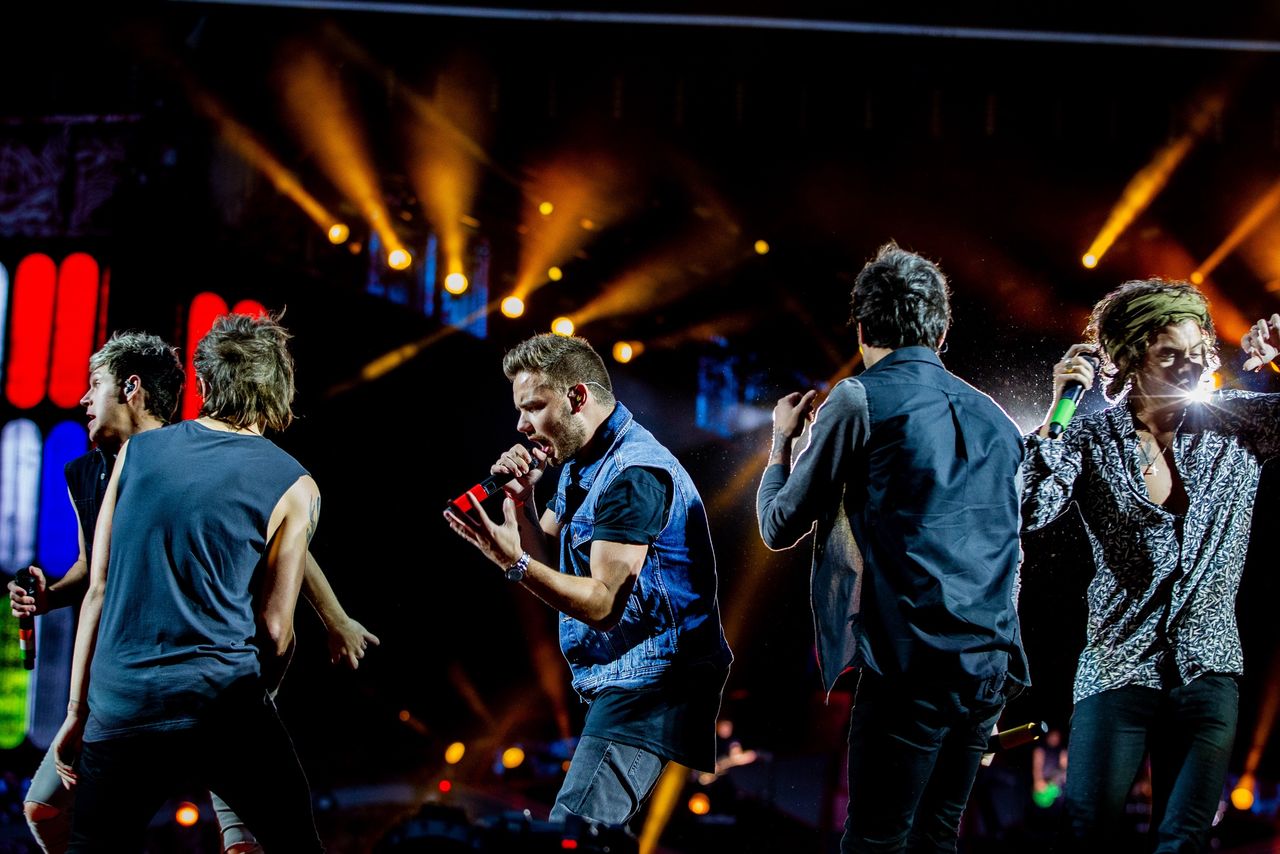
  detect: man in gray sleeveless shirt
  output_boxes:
[50,314,325,852]
[10,329,377,852]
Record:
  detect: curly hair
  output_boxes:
[195,313,296,432]
[89,331,184,423]
[849,242,951,349]
[1085,278,1218,401]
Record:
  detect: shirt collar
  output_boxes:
[863,345,944,374]
[565,402,633,490]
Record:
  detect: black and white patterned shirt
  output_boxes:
[1022,389,1280,703]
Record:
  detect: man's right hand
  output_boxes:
[492,444,549,505]
[1051,344,1098,403]
[9,566,47,619]
[773,391,818,441]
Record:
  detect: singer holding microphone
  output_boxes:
[444,333,732,827]
[1022,279,1280,851]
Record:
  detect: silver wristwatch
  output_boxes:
[504,551,531,583]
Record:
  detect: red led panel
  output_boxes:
[230,299,267,318]
[182,292,229,421]
[48,253,100,408]
[5,255,57,409]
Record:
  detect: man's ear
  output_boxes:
[568,383,587,412]
[122,375,141,398]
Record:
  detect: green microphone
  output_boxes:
[1047,355,1097,439]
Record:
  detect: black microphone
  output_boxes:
[14,568,35,671]
[447,451,545,514]
[1047,354,1099,439]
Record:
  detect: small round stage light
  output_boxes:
[754,239,770,255]
[612,342,634,363]
[552,317,575,337]
[175,802,200,827]
[438,779,453,793]
[501,746,526,769]
[388,249,412,270]
[1082,253,1098,269]
[580,218,596,230]
[1190,271,1205,284]
[1232,785,1254,811]
[445,742,466,765]
[547,266,563,282]
[687,793,711,815]
[539,201,555,216]
[445,272,469,295]
[327,223,350,245]
[398,710,411,722]
[501,296,525,318]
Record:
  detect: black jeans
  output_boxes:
[68,678,322,853]
[842,672,1004,854]
[1065,674,1238,853]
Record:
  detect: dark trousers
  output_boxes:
[842,672,1004,854]
[1065,674,1238,854]
[68,679,322,853]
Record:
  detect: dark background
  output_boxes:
[3,2,1280,850]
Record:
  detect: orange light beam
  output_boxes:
[512,154,641,300]
[637,763,692,854]
[1193,177,1280,282]
[1083,95,1224,267]
[277,43,406,257]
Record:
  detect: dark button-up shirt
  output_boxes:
[1022,389,1280,703]
[758,347,1029,702]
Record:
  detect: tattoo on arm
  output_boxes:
[306,494,321,543]
[771,431,790,456]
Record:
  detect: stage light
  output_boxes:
[388,249,412,270]
[580,218,596,230]
[1082,254,1098,269]
[327,223,350,245]
[438,779,453,793]
[1189,271,1204,284]
[501,746,526,769]
[612,341,640,364]
[445,742,466,764]
[1232,782,1254,810]
[444,272,469,295]
[399,709,411,722]
[561,840,579,850]
[687,793,711,815]
[547,266,563,282]
[501,296,525,318]
[175,802,200,827]
[539,201,554,216]
[754,239,770,255]
[552,317,575,336]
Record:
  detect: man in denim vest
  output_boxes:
[445,333,732,826]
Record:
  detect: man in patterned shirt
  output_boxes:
[1023,279,1280,851]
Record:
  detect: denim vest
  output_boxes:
[552,403,731,698]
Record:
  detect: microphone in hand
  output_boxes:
[14,568,35,671]
[447,448,546,514]
[1048,354,1099,439]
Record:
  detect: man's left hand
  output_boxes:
[327,617,381,669]
[1242,314,1280,371]
[444,496,525,572]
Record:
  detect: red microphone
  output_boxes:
[447,450,545,514]
[15,568,36,670]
